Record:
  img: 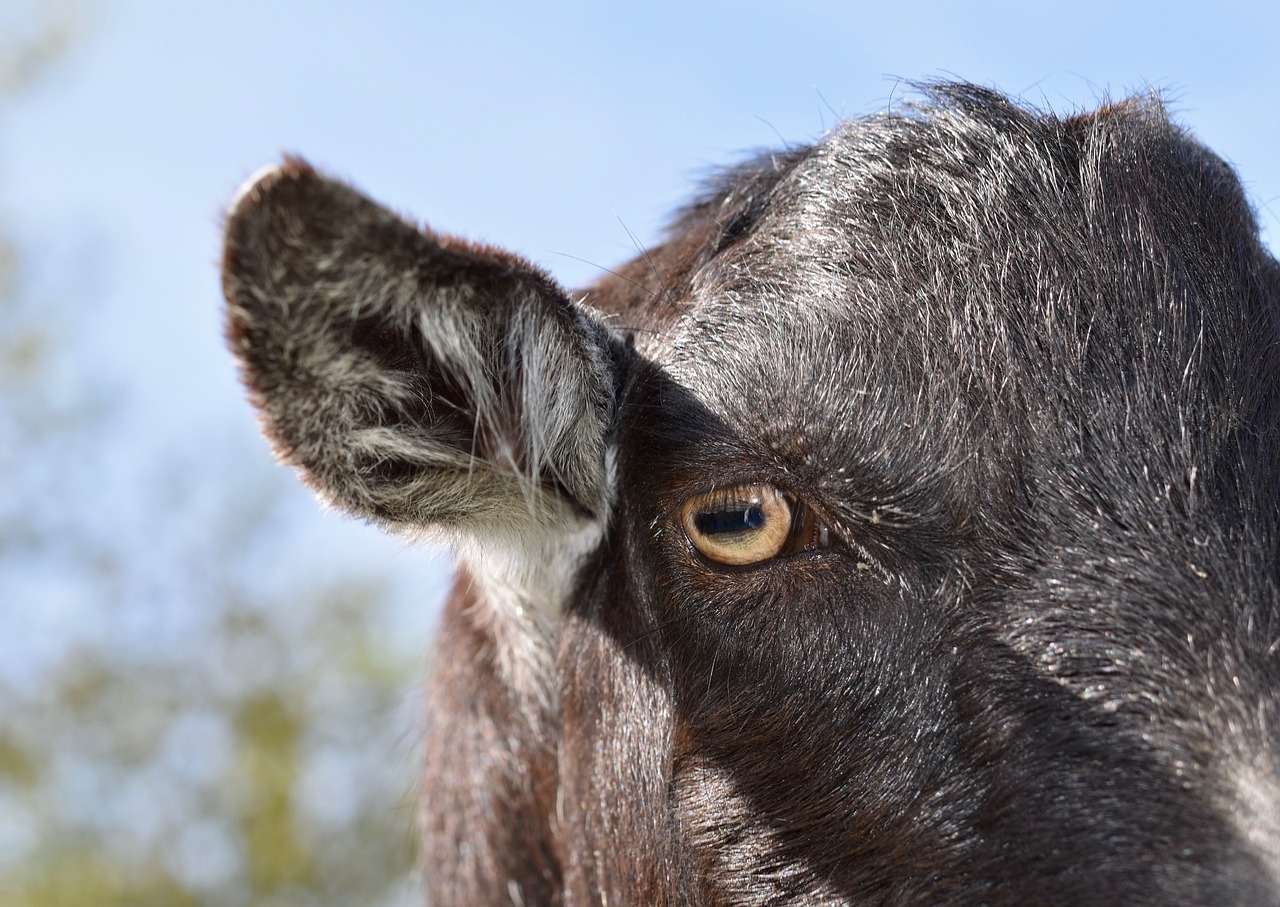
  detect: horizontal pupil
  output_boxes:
[694,503,766,536]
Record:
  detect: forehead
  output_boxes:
[654,94,1259,440]
[654,116,1047,450]
[618,92,1280,586]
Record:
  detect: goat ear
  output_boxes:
[222,159,616,541]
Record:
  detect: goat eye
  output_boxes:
[680,484,797,566]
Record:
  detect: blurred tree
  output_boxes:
[0,5,427,906]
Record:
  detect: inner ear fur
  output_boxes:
[222,159,616,537]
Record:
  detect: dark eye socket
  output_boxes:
[680,483,828,566]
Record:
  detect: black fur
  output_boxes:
[224,83,1280,905]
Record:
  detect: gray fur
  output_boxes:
[223,160,615,540]
[224,84,1280,905]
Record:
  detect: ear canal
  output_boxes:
[222,159,617,539]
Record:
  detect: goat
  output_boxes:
[222,83,1280,905]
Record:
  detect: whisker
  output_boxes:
[615,213,675,307]
[622,613,693,651]
[550,250,664,302]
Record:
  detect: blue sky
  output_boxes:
[0,4,1276,894]
[2,0,1278,689]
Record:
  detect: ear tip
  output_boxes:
[221,155,324,306]
[227,156,317,219]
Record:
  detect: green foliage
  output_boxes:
[0,7,428,906]
[0,582,424,906]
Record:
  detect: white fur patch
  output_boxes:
[449,511,606,708]
[1233,757,1280,886]
[440,428,616,699]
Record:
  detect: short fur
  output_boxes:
[223,83,1280,905]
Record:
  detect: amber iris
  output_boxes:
[680,484,795,566]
